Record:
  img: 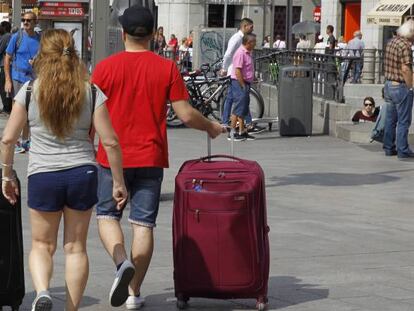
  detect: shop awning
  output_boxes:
[366,0,414,26]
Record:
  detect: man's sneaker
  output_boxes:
[14,143,25,154]
[247,124,266,134]
[126,295,145,310]
[31,291,52,311]
[241,132,256,141]
[109,260,135,307]
[22,140,30,152]
[227,132,246,141]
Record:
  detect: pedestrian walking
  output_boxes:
[4,11,40,153]
[383,19,414,159]
[229,33,257,141]
[325,25,336,54]
[346,30,365,83]
[0,29,127,311]
[91,6,224,310]
[0,21,12,114]
[221,18,264,134]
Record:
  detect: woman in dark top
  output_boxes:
[153,26,166,55]
[352,96,379,122]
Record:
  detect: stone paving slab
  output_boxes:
[2,117,414,310]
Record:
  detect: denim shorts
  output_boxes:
[28,165,98,212]
[231,80,250,117]
[96,166,163,228]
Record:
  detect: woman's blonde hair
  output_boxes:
[33,29,88,140]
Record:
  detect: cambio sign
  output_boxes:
[374,4,410,12]
[367,2,412,26]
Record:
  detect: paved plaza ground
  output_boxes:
[5,118,414,310]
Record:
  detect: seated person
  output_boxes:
[352,97,379,123]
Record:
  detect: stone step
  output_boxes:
[336,122,414,145]
[343,83,384,99]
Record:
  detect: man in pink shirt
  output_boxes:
[229,33,257,141]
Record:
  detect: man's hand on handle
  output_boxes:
[2,178,19,205]
[208,121,227,139]
[4,79,12,94]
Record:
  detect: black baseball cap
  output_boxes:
[118,5,154,37]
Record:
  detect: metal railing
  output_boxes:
[159,50,193,72]
[254,48,385,103]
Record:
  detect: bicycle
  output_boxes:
[167,60,265,127]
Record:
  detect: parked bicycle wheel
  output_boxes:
[201,84,265,123]
[166,102,184,127]
[249,87,265,119]
[201,84,224,122]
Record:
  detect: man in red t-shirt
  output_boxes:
[92,6,224,309]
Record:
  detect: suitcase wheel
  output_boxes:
[176,299,187,309]
[176,294,189,309]
[256,296,268,310]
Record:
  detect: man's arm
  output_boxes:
[402,63,413,88]
[222,36,240,72]
[171,100,224,138]
[4,54,12,93]
[235,68,245,89]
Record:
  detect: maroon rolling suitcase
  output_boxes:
[172,136,270,310]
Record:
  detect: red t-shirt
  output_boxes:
[92,51,189,168]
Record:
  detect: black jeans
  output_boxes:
[0,67,12,113]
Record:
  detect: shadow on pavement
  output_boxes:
[267,276,329,309]
[144,276,328,310]
[266,170,406,187]
[160,192,174,201]
[23,287,100,309]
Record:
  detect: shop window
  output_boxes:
[273,6,301,40]
[208,4,236,28]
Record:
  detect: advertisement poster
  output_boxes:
[54,22,83,56]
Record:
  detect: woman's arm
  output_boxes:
[1,103,27,204]
[351,111,361,123]
[93,104,127,210]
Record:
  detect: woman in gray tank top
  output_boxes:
[0,29,127,311]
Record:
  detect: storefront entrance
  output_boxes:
[343,1,361,42]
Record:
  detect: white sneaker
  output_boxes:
[31,291,52,311]
[109,260,135,307]
[126,295,145,310]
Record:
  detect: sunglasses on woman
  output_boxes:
[364,103,374,107]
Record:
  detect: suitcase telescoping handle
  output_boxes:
[207,126,235,158]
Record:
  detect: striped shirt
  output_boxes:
[384,36,412,83]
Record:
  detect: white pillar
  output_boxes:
[92,0,110,69]
[12,0,21,28]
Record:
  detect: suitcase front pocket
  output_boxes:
[181,191,257,290]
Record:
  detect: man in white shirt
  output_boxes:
[273,34,286,49]
[220,18,265,134]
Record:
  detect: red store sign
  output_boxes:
[41,7,85,17]
[42,2,82,7]
[313,6,321,23]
